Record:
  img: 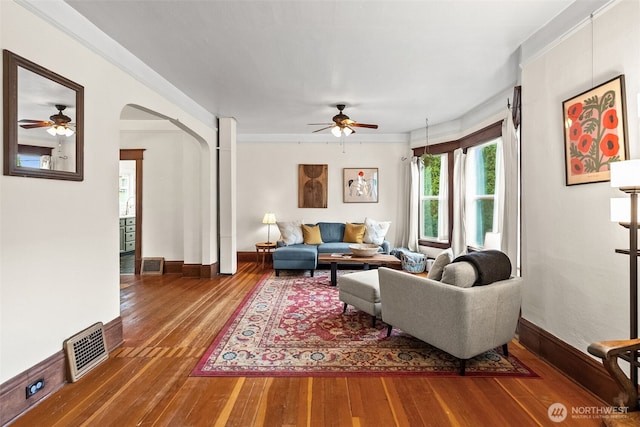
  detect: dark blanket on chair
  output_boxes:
[452,250,512,286]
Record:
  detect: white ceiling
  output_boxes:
[60,0,597,136]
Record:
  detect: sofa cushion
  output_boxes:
[302,224,323,245]
[440,261,477,288]
[363,217,391,245]
[317,242,352,254]
[317,222,346,243]
[277,220,304,245]
[343,223,366,243]
[427,248,453,281]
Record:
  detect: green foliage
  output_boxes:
[421,154,442,238]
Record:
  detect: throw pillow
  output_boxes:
[302,224,323,245]
[426,248,453,281]
[343,223,367,243]
[441,261,477,288]
[363,217,391,245]
[276,220,304,245]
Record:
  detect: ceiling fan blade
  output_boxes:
[308,123,333,126]
[20,122,51,129]
[312,125,334,133]
[18,119,47,123]
[351,123,378,129]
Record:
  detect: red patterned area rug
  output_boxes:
[191,270,537,378]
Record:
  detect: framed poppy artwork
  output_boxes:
[563,74,628,186]
[343,168,378,203]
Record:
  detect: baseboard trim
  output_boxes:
[164,260,183,274]
[237,251,273,265]
[163,260,219,278]
[0,316,123,425]
[518,317,618,405]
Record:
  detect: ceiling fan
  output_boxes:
[18,104,75,137]
[309,104,378,137]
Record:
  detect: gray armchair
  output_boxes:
[378,264,522,375]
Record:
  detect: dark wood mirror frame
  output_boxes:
[3,50,84,181]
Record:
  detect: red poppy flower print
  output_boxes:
[577,134,592,154]
[571,158,584,174]
[600,133,619,157]
[358,171,364,177]
[569,121,582,141]
[567,102,583,120]
[565,83,623,179]
[602,109,618,129]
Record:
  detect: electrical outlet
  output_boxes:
[25,378,45,399]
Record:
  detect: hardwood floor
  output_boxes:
[11,262,608,426]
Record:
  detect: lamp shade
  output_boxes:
[262,212,276,224]
[331,126,342,137]
[611,197,640,223]
[611,159,640,191]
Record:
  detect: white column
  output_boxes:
[218,117,237,274]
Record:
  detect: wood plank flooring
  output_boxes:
[10,262,608,426]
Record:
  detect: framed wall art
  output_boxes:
[343,168,378,203]
[298,164,328,208]
[563,74,628,186]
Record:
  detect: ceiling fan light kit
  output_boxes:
[19,104,75,137]
[310,104,378,138]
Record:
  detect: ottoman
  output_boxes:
[273,245,317,276]
[338,269,381,327]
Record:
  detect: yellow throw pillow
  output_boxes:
[302,224,323,245]
[343,223,366,243]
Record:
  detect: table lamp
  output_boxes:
[262,212,277,243]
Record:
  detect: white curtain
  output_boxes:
[402,156,420,251]
[438,155,449,240]
[499,109,519,274]
[451,148,466,256]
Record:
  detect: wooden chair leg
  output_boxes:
[342,303,347,313]
[371,316,376,327]
[386,324,392,337]
[588,339,640,411]
[502,344,509,357]
[459,359,466,376]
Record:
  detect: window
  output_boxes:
[465,138,500,248]
[413,120,504,251]
[419,154,448,242]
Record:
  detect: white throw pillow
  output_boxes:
[363,217,391,245]
[276,220,304,245]
[426,248,453,281]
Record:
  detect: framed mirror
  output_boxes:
[3,50,84,181]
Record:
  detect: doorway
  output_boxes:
[120,149,144,275]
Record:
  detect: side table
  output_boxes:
[255,242,277,269]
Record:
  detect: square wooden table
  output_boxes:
[317,253,402,286]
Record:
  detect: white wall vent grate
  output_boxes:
[63,322,109,382]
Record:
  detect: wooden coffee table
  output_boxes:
[317,253,401,286]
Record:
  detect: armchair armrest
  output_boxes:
[588,338,640,410]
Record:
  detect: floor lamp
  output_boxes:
[610,159,640,389]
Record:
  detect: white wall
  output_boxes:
[0,1,216,382]
[121,128,203,263]
[521,0,640,355]
[237,139,410,251]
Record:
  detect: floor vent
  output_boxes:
[63,322,109,382]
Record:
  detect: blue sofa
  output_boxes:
[273,222,390,276]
